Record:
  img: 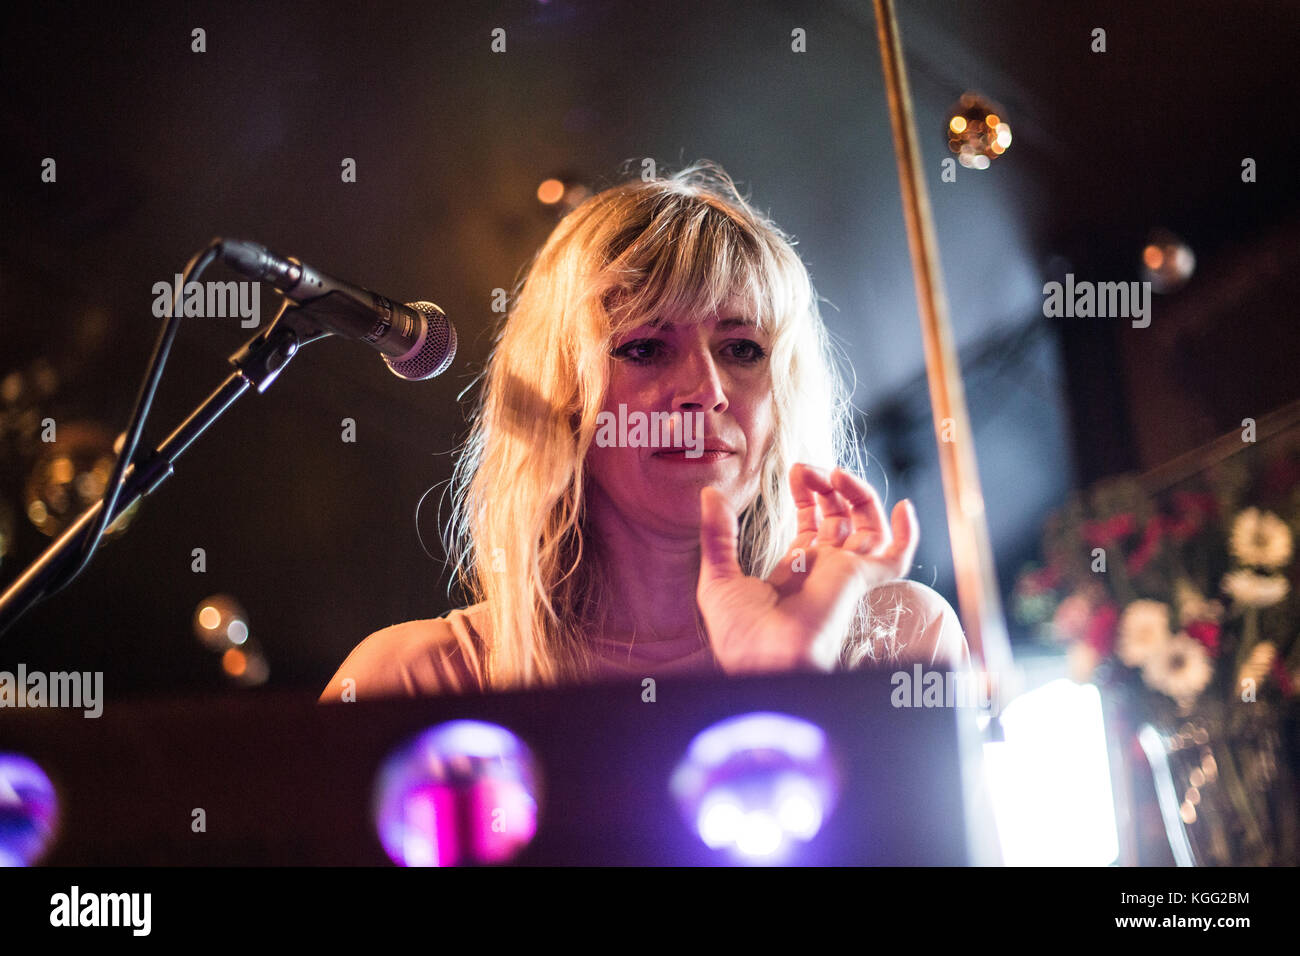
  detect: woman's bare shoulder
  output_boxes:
[318,603,490,702]
[861,580,971,669]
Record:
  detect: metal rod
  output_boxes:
[872,0,1014,688]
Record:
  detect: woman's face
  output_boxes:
[585,301,775,536]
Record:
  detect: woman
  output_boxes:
[320,161,969,701]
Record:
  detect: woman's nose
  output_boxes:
[671,348,728,412]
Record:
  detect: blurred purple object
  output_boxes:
[0,752,60,866]
[373,720,540,866]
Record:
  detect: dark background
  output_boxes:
[1,0,1297,698]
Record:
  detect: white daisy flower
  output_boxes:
[1116,599,1173,667]
[1174,577,1223,624]
[1141,632,1213,705]
[1229,507,1293,568]
[1221,569,1290,608]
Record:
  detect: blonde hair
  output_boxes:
[444,160,879,690]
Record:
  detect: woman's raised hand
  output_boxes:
[697,463,918,675]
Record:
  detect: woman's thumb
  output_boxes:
[698,486,742,588]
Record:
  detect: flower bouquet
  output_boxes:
[1012,440,1300,865]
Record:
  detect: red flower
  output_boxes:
[1260,457,1300,501]
[1271,653,1293,696]
[1128,517,1166,575]
[1172,491,1217,517]
[1084,603,1119,656]
[1083,513,1137,547]
[1165,492,1217,542]
[1185,619,1221,657]
[1166,513,1202,542]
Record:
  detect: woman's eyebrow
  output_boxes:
[644,317,757,331]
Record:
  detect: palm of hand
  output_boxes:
[697,464,918,675]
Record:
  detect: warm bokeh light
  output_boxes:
[50,457,74,485]
[0,498,14,569]
[945,92,1012,169]
[1140,229,1195,292]
[536,178,565,205]
[23,422,139,538]
[222,648,247,676]
[192,594,247,652]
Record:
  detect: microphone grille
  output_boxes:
[384,302,457,381]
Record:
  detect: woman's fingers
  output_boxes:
[878,499,919,576]
[827,468,889,554]
[813,488,852,546]
[787,464,917,574]
[788,464,827,544]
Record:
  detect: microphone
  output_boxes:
[217,238,457,381]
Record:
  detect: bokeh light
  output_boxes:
[193,595,268,685]
[0,497,14,571]
[192,595,247,652]
[1140,228,1196,292]
[536,178,565,205]
[373,720,540,867]
[945,92,1012,169]
[23,421,138,538]
[536,172,592,215]
[0,752,60,867]
[670,712,840,862]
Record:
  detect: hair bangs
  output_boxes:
[599,194,780,339]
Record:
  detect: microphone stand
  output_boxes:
[0,298,330,637]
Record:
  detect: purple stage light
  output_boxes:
[670,712,840,862]
[0,752,60,867]
[373,720,540,867]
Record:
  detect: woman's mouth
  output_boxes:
[652,450,735,463]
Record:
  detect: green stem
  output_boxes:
[1108,550,1139,607]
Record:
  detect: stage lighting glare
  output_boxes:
[775,776,823,839]
[671,712,840,861]
[697,793,745,848]
[735,811,784,858]
[983,679,1119,866]
[374,720,540,867]
[0,752,59,867]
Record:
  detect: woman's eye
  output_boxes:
[612,338,768,366]
[612,339,663,364]
[726,340,768,364]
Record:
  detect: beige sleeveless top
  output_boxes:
[319,579,970,702]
